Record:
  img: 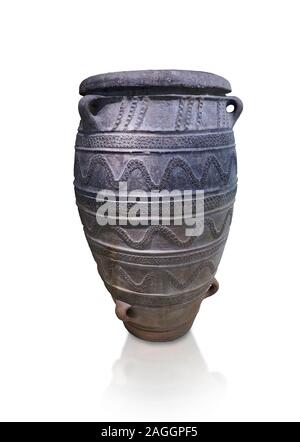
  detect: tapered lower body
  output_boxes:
[114,278,219,341]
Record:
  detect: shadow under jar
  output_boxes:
[74,70,243,341]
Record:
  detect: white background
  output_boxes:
[0,0,300,422]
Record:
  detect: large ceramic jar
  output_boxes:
[74,70,243,341]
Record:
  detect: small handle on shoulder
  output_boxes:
[226,96,243,127]
[78,95,102,131]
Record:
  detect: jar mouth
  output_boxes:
[79,69,231,96]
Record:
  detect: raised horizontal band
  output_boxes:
[75,186,237,213]
[75,130,234,150]
[90,236,226,266]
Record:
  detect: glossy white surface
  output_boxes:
[1,0,300,422]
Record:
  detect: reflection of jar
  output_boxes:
[74,70,243,341]
[101,334,226,421]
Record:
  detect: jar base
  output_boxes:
[124,319,194,342]
[114,278,219,342]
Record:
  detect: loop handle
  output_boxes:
[206,278,219,297]
[226,96,243,127]
[115,300,133,322]
[78,95,102,131]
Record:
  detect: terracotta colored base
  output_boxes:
[114,278,219,342]
[124,319,195,342]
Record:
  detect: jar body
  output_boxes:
[74,71,242,341]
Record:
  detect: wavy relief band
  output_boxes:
[76,130,235,150]
[97,260,216,292]
[75,154,237,191]
[90,237,226,266]
[83,208,233,249]
[75,187,237,213]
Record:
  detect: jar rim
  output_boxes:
[79,69,231,96]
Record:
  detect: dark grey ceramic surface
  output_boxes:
[74,70,243,341]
